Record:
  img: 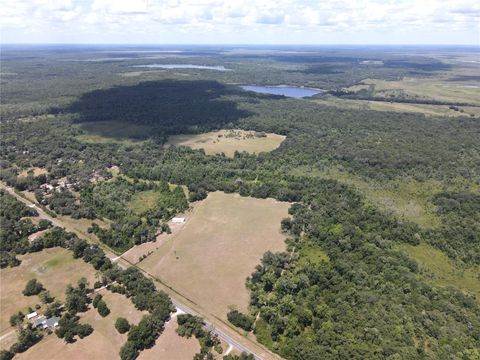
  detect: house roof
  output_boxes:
[27,312,38,319]
[44,316,60,328]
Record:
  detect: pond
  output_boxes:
[132,64,231,71]
[240,85,322,98]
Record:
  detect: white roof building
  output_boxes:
[172,217,185,224]
[27,312,38,320]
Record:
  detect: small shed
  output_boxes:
[172,217,185,224]
[27,312,38,320]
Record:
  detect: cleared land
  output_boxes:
[122,218,187,264]
[346,77,480,105]
[166,129,286,157]
[127,190,161,214]
[398,243,480,300]
[0,248,98,333]
[19,167,48,177]
[139,191,290,319]
[313,97,480,118]
[138,316,200,360]
[15,290,146,360]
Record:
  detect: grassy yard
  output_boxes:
[0,248,98,333]
[398,243,480,300]
[165,129,286,157]
[127,190,161,214]
[139,191,290,319]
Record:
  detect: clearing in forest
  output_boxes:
[15,290,147,360]
[398,242,480,300]
[0,248,98,333]
[139,191,290,319]
[165,129,285,157]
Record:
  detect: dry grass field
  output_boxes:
[137,316,200,360]
[313,97,480,118]
[346,77,480,106]
[139,191,290,319]
[165,129,286,157]
[0,248,98,333]
[19,167,48,177]
[15,290,147,360]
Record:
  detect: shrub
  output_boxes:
[22,279,44,296]
[115,317,130,334]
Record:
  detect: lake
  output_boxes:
[240,85,322,98]
[132,64,231,71]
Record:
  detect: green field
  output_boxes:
[127,190,161,214]
[398,243,480,300]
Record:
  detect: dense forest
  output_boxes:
[0,46,479,359]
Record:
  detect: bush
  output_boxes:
[96,299,110,317]
[22,279,44,296]
[115,317,130,334]
[9,312,24,327]
[0,350,14,360]
[227,310,254,332]
[92,294,102,308]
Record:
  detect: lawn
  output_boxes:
[139,191,290,319]
[165,129,286,157]
[127,190,161,214]
[15,290,147,360]
[0,248,98,333]
[397,243,480,300]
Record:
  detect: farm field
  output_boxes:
[137,316,200,360]
[398,243,480,300]
[0,248,98,333]
[345,77,480,105]
[312,97,480,117]
[139,191,290,319]
[15,290,147,360]
[165,129,286,157]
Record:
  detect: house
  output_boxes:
[44,316,60,329]
[26,312,38,320]
[32,316,60,329]
[32,316,47,328]
[172,217,185,224]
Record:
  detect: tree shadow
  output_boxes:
[62,80,260,140]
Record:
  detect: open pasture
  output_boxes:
[398,243,480,300]
[139,191,290,320]
[347,77,480,106]
[15,290,146,360]
[0,248,98,333]
[165,129,285,157]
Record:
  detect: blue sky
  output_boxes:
[1,0,479,45]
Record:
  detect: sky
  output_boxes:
[1,0,479,45]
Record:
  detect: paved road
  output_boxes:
[1,183,273,359]
[171,299,261,360]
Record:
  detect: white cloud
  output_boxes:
[0,0,478,44]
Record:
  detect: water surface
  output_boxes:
[240,85,322,98]
[132,64,231,71]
